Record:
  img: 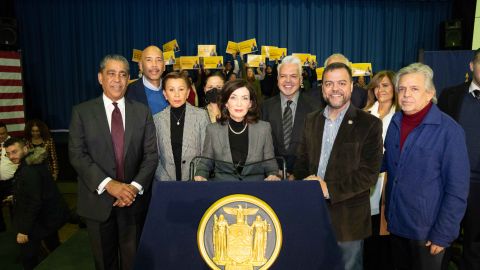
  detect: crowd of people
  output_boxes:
[1,44,478,270]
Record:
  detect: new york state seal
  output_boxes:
[198,194,282,270]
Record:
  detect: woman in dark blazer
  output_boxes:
[194,79,279,181]
[154,72,209,181]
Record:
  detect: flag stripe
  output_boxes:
[0,105,24,112]
[0,118,25,125]
[0,80,22,86]
[0,66,21,72]
[0,51,21,59]
[0,58,21,67]
[0,111,25,119]
[0,72,21,80]
[0,99,24,106]
[0,86,22,93]
[9,131,25,137]
[0,93,23,99]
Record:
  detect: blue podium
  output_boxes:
[134,181,343,269]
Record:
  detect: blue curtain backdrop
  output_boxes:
[15,0,452,129]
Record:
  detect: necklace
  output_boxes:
[228,122,248,134]
[172,107,186,126]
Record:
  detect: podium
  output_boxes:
[134,181,343,269]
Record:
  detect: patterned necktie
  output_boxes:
[473,89,480,100]
[283,100,293,150]
[111,102,125,181]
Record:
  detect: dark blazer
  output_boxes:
[294,104,383,241]
[195,121,278,181]
[438,81,469,120]
[69,96,158,222]
[126,79,148,106]
[261,93,322,173]
[13,155,69,239]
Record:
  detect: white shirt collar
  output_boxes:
[102,94,125,108]
[469,80,480,94]
[142,76,162,91]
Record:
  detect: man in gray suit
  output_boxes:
[261,56,321,178]
[69,54,158,270]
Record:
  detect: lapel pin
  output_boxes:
[348,120,353,125]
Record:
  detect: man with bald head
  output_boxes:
[322,53,367,109]
[126,45,168,114]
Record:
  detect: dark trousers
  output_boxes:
[19,231,60,270]
[85,207,145,270]
[363,214,393,270]
[463,182,480,270]
[391,234,445,270]
[0,179,13,231]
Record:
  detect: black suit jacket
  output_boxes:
[69,96,158,222]
[294,104,383,241]
[13,157,69,239]
[126,79,148,106]
[438,81,469,120]
[261,93,322,173]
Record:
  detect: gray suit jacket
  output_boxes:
[69,96,158,222]
[153,104,209,181]
[195,120,278,181]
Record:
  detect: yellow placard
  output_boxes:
[198,45,217,57]
[270,47,287,61]
[316,67,325,81]
[247,54,266,68]
[261,46,277,58]
[238,38,259,55]
[163,39,180,52]
[164,51,176,65]
[293,53,313,66]
[173,60,181,71]
[351,63,373,77]
[132,49,142,63]
[179,56,201,70]
[203,56,224,69]
[226,41,239,55]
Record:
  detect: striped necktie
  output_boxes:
[283,100,293,150]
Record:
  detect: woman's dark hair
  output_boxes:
[205,71,226,87]
[218,79,260,124]
[162,71,192,90]
[24,119,51,141]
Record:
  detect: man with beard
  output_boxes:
[261,56,321,177]
[126,45,168,114]
[294,62,383,270]
[4,137,69,269]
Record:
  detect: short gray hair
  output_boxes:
[99,54,130,74]
[277,56,302,77]
[324,53,350,67]
[395,63,437,103]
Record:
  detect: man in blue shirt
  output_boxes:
[126,45,168,114]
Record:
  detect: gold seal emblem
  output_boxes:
[198,194,282,270]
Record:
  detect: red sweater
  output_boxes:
[400,102,433,150]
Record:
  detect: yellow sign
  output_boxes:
[164,51,176,65]
[270,47,287,61]
[261,46,277,58]
[316,67,325,81]
[293,53,313,67]
[351,63,373,77]
[179,56,201,70]
[226,41,239,55]
[238,38,259,55]
[204,56,224,69]
[132,49,142,63]
[198,45,217,57]
[198,194,282,270]
[247,55,266,68]
[173,60,181,71]
[163,39,180,52]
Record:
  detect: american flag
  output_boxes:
[0,51,25,137]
